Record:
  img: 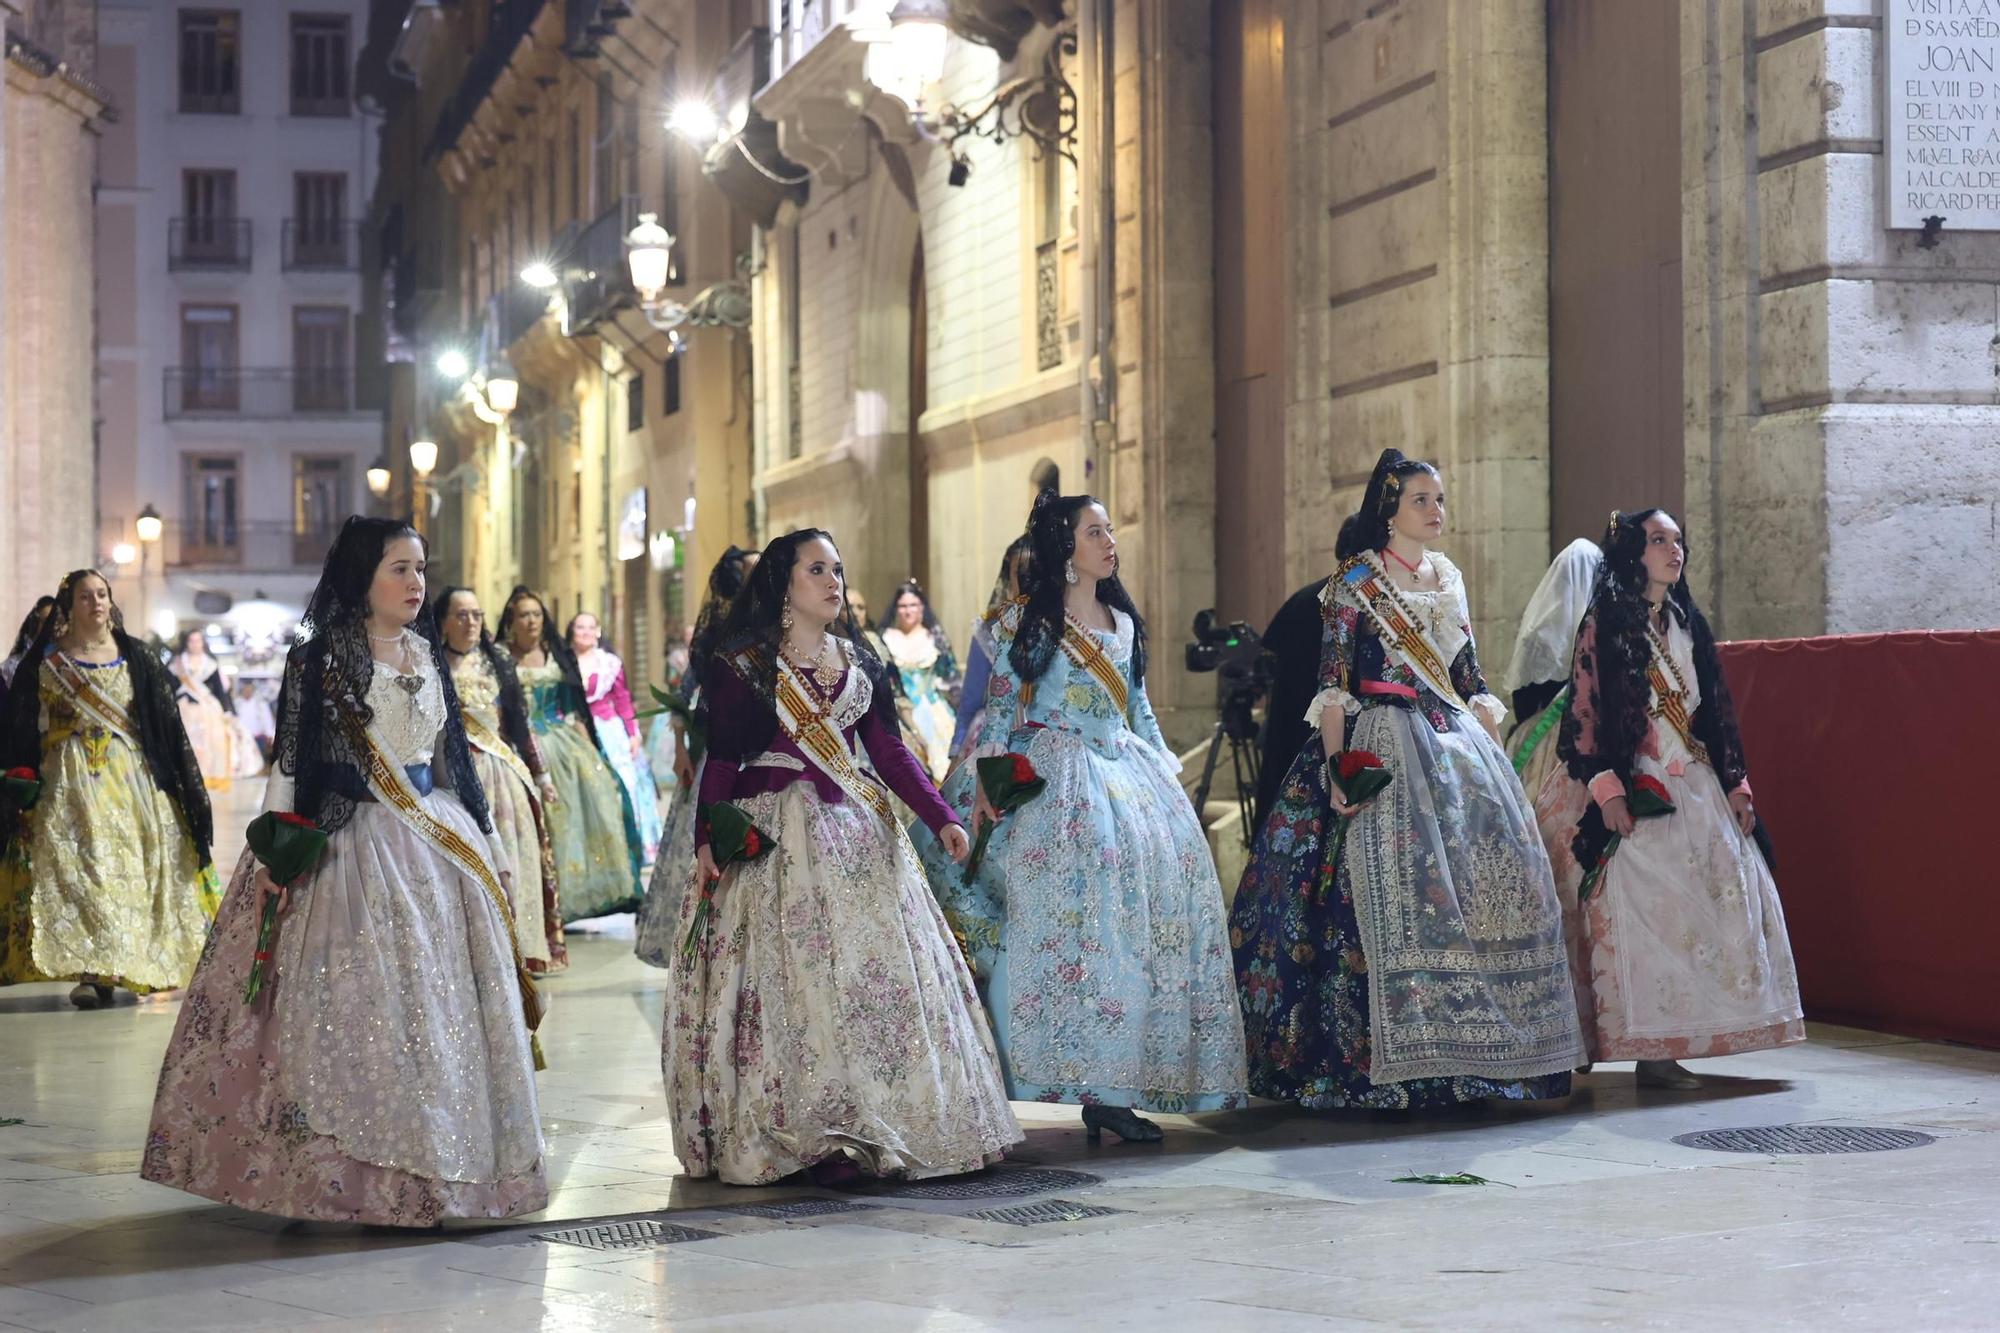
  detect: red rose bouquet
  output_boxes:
[241,810,329,1004]
[1578,773,1676,902]
[683,802,776,966]
[962,752,1047,885]
[1318,750,1393,902]
[2,767,41,812]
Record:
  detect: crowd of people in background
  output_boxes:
[0,448,1803,1224]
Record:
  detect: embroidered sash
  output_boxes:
[1336,555,1471,717]
[462,710,538,797]
[1645,628,1711,768]
[1057,616,1130,720]
[46,654,144,746]
[349,716,546,1046]
[765,651,895,826]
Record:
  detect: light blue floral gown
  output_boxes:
[914,605,1248,1112]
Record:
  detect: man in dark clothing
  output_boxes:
[1252,577,1330,831]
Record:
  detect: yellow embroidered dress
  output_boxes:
[0,654,218,992]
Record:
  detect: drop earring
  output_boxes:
[781,596,794,632]
[1064,559,1078,586]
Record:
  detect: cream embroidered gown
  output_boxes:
[0,655,217,992]
[1534,615,1804,1061]
[451,651,563,972]
[143,654,546,1225]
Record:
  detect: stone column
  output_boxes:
[1113,0,1218,743]
[1686,0,2000,635]
[1284,0,1550,677]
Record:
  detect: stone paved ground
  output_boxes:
[0,786,1993,1330]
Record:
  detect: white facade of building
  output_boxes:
[95,0,378,650]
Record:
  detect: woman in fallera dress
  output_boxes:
[1533,509,1803,1088]
[878,581,959,781]
[661,528,1019,1185]
[499,587,642,922]
[569,611,665,864]
[142,516,552,1216]
[636,546,755,968]
[0,597,57,696]
[171,629,239,788]
[1229,449,1583,1108]
[437,587,567,974]
[919,491,1248,1142]
[143,518,546,1225]
[1505,539,1604,800]
[0,572,217,1008]
[951,537,1032,767]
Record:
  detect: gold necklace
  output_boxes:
[1646,620,1690,699]
[785,634,843,693]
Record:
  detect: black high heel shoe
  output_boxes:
[1081,1105,1164,1144]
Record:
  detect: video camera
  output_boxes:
[1184,609,1271,744]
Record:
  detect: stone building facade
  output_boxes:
[353,0,1998,743]
[0,0,107,608]
[364,0,756,686]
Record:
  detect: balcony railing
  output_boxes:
[168,218,252,271]
[283,220,361,271]
[163,368,376,419]
[162,519,340,571]
[563,194,642,333]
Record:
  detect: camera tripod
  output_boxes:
[1191,717,1261,852]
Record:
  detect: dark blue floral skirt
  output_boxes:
[1228,742,1571,1109]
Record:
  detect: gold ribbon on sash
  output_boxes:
[46,653,145,746]
[347,716,546,1062]
[1057,615,1131,721]
[1335,554,1470,717]
[461,711,537,796]
[764,649,896,825]
[1645,627,1711,768]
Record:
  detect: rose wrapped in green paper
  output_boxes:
[241,811,329,1004]
[1578,773,1676,902]
[2,767,41,812]
[1318,750,1393,902]
[683,802,775,966]
[962,752,1047,885]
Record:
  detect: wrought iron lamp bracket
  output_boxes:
[933,25,1078,168]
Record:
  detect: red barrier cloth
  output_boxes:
[1718,630,2000,1049]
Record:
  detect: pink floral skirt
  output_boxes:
[142,816,548,1226]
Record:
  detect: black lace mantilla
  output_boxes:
[272,629,490,836]
[0,630,213,865]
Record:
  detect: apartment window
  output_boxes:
[293,457,347,563]
[664,355,681,416]
[179,169,240,265]
[291,172,348,267]
[178,10,240,115]
[290,13,351,117]
[292,306,350,411]
[181,455,240,559]
[627,372,645,432]
[180,305,238,410]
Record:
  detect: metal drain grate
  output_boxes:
[969,1198,1131,1227]
[720,1199,882,1221]
[1672,1125,1935,1155]
[535,1218,723,1251]
[874,1166,1104,1200]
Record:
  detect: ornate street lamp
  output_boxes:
[624,213,752,334]
[485,361,520,416]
